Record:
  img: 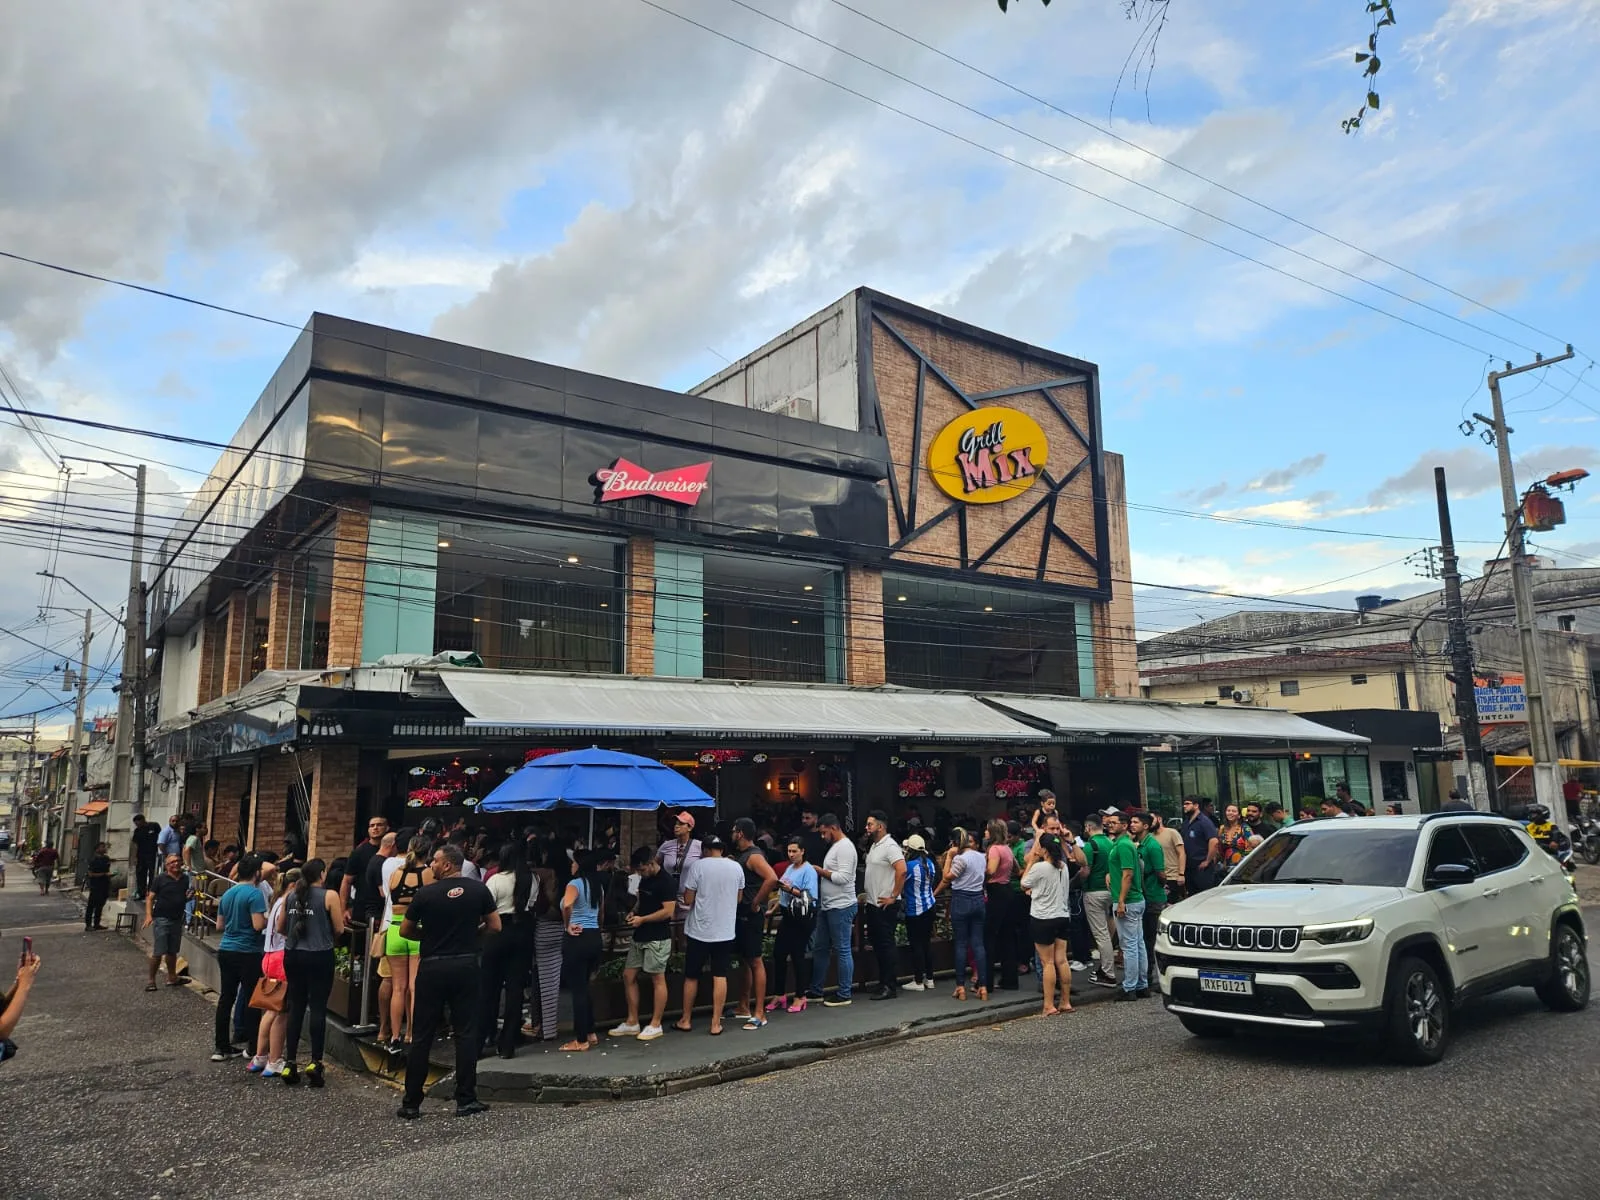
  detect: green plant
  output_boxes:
[333,947,351,979]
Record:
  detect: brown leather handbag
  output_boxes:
[248,975,287,1013]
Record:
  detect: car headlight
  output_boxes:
[1300,917,1375,945]
[1157,913,1173,935]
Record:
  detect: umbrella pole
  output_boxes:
[588,808,594,848]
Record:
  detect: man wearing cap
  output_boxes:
[861,810,906,1001]
[1081,812,1118,989]
[657,811,703,905]
[807,813,860,1007]
[675,836,743,1036]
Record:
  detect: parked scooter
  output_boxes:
[1573,815,1600,866]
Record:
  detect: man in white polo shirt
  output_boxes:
[861,809,906,1002]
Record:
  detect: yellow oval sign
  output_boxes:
[926,406,1049,504]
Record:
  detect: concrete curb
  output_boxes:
[331,981,1123,1104]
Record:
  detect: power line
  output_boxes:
[624,0,1504,360]
[720,0,1552,359]
[821,0,1573,353]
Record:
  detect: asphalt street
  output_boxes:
[0,877,1593,1200]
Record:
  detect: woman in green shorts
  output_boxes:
[382,837,433,1053]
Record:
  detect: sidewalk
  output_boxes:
[342,973,1122,1103]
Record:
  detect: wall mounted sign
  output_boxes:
[926,406,1049,504]
[594,458,711,506]
[1474,673,1526,723]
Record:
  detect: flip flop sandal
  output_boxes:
[144,983,157,992]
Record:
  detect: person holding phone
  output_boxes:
[0,944,41,1064]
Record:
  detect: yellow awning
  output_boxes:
[1492,755,1600,768]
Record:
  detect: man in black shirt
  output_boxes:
[129,814,160,901]
[143,856,191,990]
[85,843,113,931]
[341,817,390,923]
[398,842,499,1120]
[611,846,676,1040]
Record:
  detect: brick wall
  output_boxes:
[1096,451,1139,698]
[871,312,1099,590]
[193,770,217,832]
[306,746,361,860]
[249,751,303,853]
[845,563,886,686]
[221,590,248,696]
[264,554,295,670]
[327,500,371,667]
[210,763,253,849]
[624,535,655,675]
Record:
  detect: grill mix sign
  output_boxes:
[926,406,1050,504]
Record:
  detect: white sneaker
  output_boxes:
[263,1059,286,1077]
[1069,961,1088,971]
[609,1022,641,1037]
[637,1025,664,1041]
[910,980,930,991]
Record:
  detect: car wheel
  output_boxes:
[1384,955,1449,1065]
[1535,922,1590,1012]
[1177,1013,1234,1039]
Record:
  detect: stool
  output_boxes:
[115,909,138,934]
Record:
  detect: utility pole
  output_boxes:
[1476,346,1575,817]
[111,463,147,824]
[1434,467,1494,812]
[58,608,92,853]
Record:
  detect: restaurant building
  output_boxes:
[142,289,1355,855]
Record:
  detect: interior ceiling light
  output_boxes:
[437,540,450,548]
[803,584,813,591]
[600,602,609,608]
[984,606,994,612]
[896,595,907,602]
[566,555,579,563]
[791,619,799,625]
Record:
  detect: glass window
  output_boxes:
[1462,825,1525,874]
[1143,754,1220,819]
[284,526,333,670]
[1426,826,1478,874]
[240,586,269,683]
[883,574,1082,695]
[1279,680,1300,697]
[1234,827,1419,887]
[702,550,842,684]
[432,520,622,673]
[1350,673,1368,685]
[1230,758,1290,810]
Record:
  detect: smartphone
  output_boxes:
[20,936,32,965]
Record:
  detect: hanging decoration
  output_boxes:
[891,754,945,799]
[992,754,1051,801]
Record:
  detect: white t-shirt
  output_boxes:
[487,870,538,916]
[460,858,482,882]
[1021,860,1068,920]
[863,835,905,904]
[264,897,288,954]
[819,836,860,910]
[682,855,743,943]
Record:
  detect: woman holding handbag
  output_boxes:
[764,838,818,1014]
[212,854,267,1062]
[248,868,295,1077]
[558,851,605,1052]
[275,859,345,1087]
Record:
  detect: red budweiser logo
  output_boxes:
[594,457,711,506]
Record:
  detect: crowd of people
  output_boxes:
[112,782,1420,1119]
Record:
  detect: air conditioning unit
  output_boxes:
[1231,689,1253,704]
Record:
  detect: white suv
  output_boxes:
[1155,813,1589,1063]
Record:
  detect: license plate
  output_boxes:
[1198,971,1253,996]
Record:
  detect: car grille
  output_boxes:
[1155,951,1361,991]
[1168,923,1301,952]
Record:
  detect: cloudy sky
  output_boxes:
[2,0,1598,727]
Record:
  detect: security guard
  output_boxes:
[398,842,499,1120]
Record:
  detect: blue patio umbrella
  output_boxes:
[478,746,715,814]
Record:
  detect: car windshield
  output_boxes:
[1229,828,1419,888]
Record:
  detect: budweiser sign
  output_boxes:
[594,457,711,506]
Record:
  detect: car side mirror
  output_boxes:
[1426,862,1476,889]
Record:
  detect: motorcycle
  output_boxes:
[1574,815,1600,866]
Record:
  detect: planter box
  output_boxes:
[329,974,364,1024]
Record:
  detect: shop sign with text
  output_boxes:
[926,406,1050,504]
[594,458,711,506]
[1474,673,1526,723]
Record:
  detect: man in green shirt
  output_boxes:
[1129,811,1166,1000]
[1081,813,1117,989]
[1104,810,1146,1000]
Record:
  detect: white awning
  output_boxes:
[980,694,1369,745]
[437,672,1051,743]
